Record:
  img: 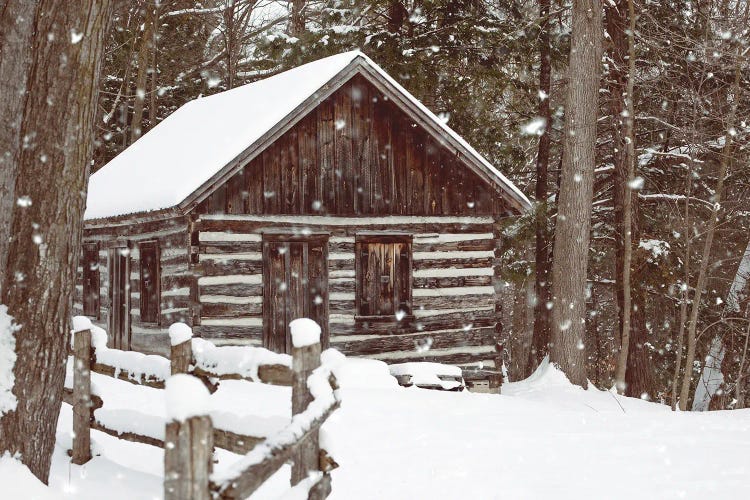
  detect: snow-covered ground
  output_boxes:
[3,357,750,499]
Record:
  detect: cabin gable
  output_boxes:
[193,74,513,217]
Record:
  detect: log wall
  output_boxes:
[192,214,503,367]
[74,215,191,355]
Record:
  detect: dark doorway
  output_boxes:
[262,232,329,353]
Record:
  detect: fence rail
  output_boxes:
[67,321,338,499]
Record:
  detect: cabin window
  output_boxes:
[139,241,160,324]
[355,234,412,318]
[82,242,100,318]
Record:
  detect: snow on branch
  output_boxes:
[638,193,714,209]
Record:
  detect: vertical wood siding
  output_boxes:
[195,75,512,217]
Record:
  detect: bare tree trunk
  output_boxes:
[671,167,692,410]
[701,238,750,409]
[289,0,306,36]
[0,0,39,294]
[613,0,636,393]
[0,0,112,482]
[678,48,742,410]
[510,279,534,379]
[550,0,602,388]
[530,0,553,374]
[130,2,156,143]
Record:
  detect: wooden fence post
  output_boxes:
[164,375,213,500]
[291,326,322,486]
[72,328,93,465]
[170,323,193,375]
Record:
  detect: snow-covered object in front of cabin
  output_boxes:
[85,50,529,220]
[168,322,192,346]
[191,337,291,382]
[165,374,211,422]
[290,318,321,348]
[0,305,19,416]
[322,351,399,390]
[389,362,463,390]
[0,452,54,499]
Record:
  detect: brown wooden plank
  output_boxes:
[201,302,262,318]
[192,324,263,339]
[200,259,263,276]
[334,82,353,214]
[199,283,263,297]
[91,361,166,389]
[194,217,495,236]
[332,326,496,356]
[317,99,335,213]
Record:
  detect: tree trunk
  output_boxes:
[702,238,750,409]
[549,0,602,388]
[289,0,306,36]
[678,48,742,410]
[530,0,553,373]
[671,166,692,410]
[0,0,112,482]
[0,0,39,294]
[605,0,655,399]
[130,2,157,143]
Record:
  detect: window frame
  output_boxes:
[82,242,100,319]
[139,240,161,325]
[354,232,413,320]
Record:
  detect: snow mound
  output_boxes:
[389,362,463,390]
[327,356,398,390]
[290,318,321,348]
[0,305,19,415]
[0,453,54,499]
[165,374,211,422]
[168,322,192,346]
[191,337,291,382]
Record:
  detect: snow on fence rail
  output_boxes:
[65,317,338,500]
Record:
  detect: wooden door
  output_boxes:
[108,247,131,350]
[262,233,329,353]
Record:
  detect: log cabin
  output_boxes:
[75,50,531,373]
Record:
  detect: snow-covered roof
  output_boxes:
[85,51,530,220]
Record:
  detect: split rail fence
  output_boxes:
[64,324,339,499]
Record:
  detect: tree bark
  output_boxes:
[0,0,39,294]
[549,0,602,388]
[671,164,692,410]
[289,0,306,36]
[529,0,553,374]
[604,0,655,398]
[130,2,157,143]
[0,0,112,482]
[678,47,742,410]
